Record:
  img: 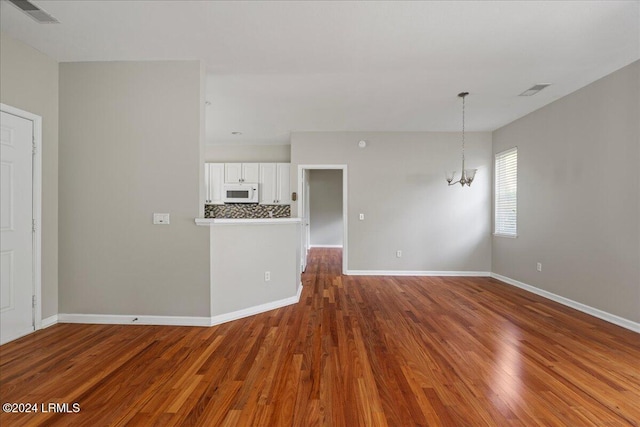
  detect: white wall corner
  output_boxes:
[41,315,58,329]
[210,285,303,327]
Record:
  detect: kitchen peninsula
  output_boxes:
[195,217,302,324]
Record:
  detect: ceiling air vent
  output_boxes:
[7,0,59,24]
[519,84,551,97]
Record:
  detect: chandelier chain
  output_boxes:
[462,94,465,163]
[446,91,476,187]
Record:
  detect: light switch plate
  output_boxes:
[153,213,170,225]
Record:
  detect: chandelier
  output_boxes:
[446,92,477,187]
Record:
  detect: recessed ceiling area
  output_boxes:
[2,0,638,145]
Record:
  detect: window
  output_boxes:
[494,147,518,237]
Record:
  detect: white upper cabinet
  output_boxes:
[225,163,259,183]
[243,163,260,183]
[205,163,225,204]
[276,163,292,204]
[224,163,242,183]
[259,163,277,204]
[207,162,290,206]
[259,163,291,205]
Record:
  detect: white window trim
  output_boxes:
[494,147,518,238]
[493,232,518,238]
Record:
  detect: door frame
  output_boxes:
[298,168,309,273]
[1,103,42,331]
[297,164,348,274]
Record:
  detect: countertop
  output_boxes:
[195,218,302,226]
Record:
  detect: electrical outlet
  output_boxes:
[153,213,170,225]
[396,250,402,258]
[536,262,542,272]
[264,271,271,282]
[359,213,365,220]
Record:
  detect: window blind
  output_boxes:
[495,147,518,236]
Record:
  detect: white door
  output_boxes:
[1,111,34,345]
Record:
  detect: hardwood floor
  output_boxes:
[1,248,639,426]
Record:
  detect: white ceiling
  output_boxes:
[2,1,639,145]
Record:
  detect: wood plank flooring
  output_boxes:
[1,248,639,426]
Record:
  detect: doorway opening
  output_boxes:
[298,165,348,274]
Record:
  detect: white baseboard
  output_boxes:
[491,273,640,333]
[210,286,303,326]
[346,270,491,277]
[309,244,343,248]
[29,275,640,335]
[58,313,212,327]
[41,315,58,329]
[57,287,304,329]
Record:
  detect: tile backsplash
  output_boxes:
[205,204,291,219]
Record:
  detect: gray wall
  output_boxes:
[309,169,343,247]
[205,144,291,162]
[492,60,640,323]
[209,223,300,316]
[291,132,493,272]
[59,61,210,317]
[0,32,59,319]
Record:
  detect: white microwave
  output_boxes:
[223,183,259,204]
